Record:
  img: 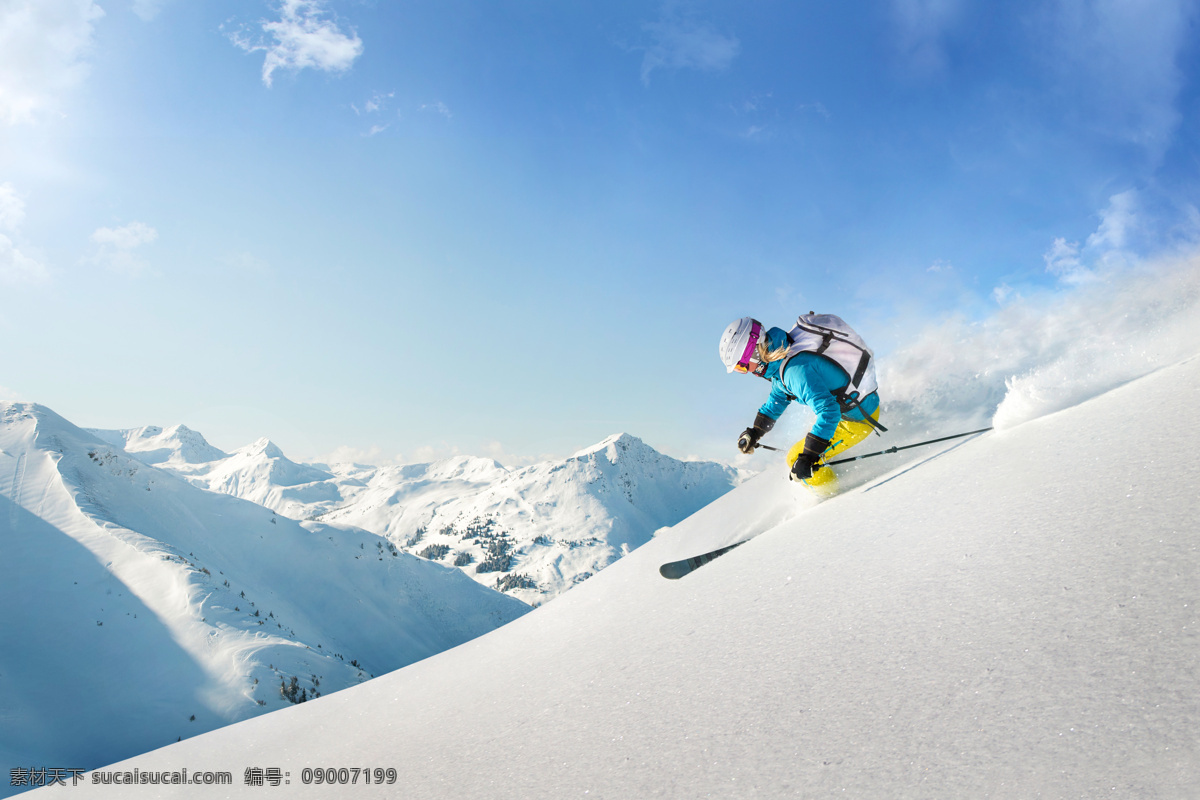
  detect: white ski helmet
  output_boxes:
[719,317,765,373]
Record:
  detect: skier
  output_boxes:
[719,315,884,494]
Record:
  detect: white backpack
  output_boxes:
[779,313,886,432]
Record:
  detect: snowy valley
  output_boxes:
[1,404,521,787]
[0,406,742,793]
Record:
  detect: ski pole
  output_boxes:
[824,427,992,465]
[752,427,992,462]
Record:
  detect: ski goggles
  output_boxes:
[733,321,764,374]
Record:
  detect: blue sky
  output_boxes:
[2,0,1199,465]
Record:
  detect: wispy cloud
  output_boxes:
[0,182,26,230]
[0,0,104,124]
[638,6,739,86]
[317,444,399,467]
[89,221,158,275]
[412,443,461,464]
[350,90,396,135]
[132,0,170,22]
[730,94,829,142]
[222,251,272,275]
[1086,189,1138,252]
[0,234,47,284]
[1047,0,1194,158]
[479,440,547,468]
[736,91,772,114]
[352,90,394,116]
[890,0,965,74]
[1043,237,1085,281]
[227,0,363,88]
[798,101,831,119]
[1044,190,1143,284]
[0,182,47,285]
[420,101,452,119]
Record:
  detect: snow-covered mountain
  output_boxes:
[89,423,230,466]
[0,404,528,790]
[42,350,1200,800]
[93,427,745,604]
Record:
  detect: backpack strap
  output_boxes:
[833,388,888,435]
[775,358,887,435]
[795,319,872,389]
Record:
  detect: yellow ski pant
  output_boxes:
[786,409,881,493]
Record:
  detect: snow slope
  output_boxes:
[96,426,743,604]
[0,405,528,793]
[43,351,1200,798]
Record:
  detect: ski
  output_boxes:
[659,541,747,580]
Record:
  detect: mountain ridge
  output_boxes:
[90,424,746,603]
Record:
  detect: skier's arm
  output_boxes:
[757,382,793,421]
[780,356,843,440]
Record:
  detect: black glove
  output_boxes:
[737,413,775,454]
[789,433,831,482]
[737,427,761,454]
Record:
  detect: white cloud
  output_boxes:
[1045,190,1143,284]
[317,444,397,467]
[479,441,546,468]
[1043,237,1083,278]
[412,444,461,464]
[1178,204,1200,245]
[0,0,104,124]
[92,221,157,249]
[0,182,27,231]
[639,8,739,85]
[89,221,158,275]
[229,0,364,88]
[0,232,48,284]
[0,182,47,284]
[1086,189,1138,251]
[365,123,388,137]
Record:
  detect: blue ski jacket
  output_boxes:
[756,327,881,441]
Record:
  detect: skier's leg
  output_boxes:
[789,410,881,493]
